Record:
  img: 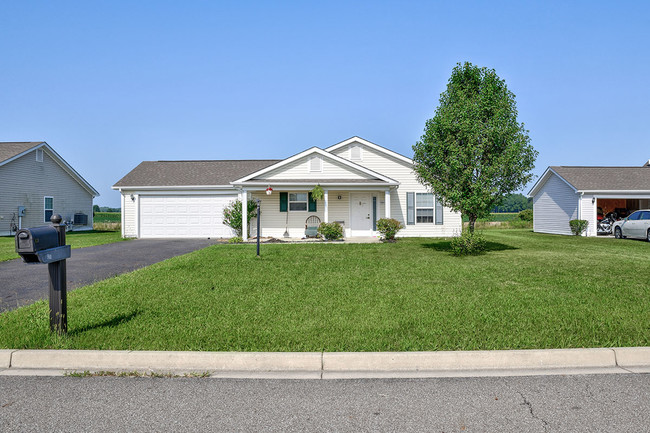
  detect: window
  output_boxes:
[416,193,434,223]
[640,211,650,220]
[44,196,53,222]
[628,211,641,221]
[350,144,362,161]
[309,156,322,172]
[289,193,308,211]
[406,192,415,225]
[36,149,43,162]
[435,197,444,225]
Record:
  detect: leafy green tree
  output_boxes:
[413,62,538,233]
[93,204,100,213]
[222,199,258,237]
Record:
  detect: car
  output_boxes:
[612,209,650,241]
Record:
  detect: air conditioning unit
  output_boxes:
[73,213,88,225]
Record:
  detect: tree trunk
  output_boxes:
[468,217,476,234]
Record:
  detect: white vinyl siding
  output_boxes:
[533,173,578,235]
[260,154,374,180]
[0,149,94,235]
[330,143,462,237]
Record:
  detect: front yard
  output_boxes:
[0,229,648,351]
[0,230,126,262]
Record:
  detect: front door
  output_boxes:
[350,193,372,236]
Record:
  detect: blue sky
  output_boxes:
[2,1,648,207]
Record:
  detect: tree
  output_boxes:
[413,62,538,233]
[222,199,258,237]
[93,204,100,213]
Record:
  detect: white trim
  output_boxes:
[528,167,577,197]
[309,156,322,172]
[587,193,650,199]
[288,192,309,212]
[415,192,435,224]
[324,189,329,223]
[579,190,650,194]
[111,185,234,190]
[240,189,248,240]
[134,194,140,238]
[231,147,399,185]
[120,193,125,238]
[236,181,398,187]
[116,189,237,196]
[325,136,413,165]
[385,190,391,219]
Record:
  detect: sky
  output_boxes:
[2,1,649,207]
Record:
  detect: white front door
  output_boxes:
[350,193,372,236]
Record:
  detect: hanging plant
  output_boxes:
[310,184,325,201]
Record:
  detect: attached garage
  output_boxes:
[529,163,650,237]
[113,159,280,238]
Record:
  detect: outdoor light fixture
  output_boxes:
[266,186,273,195]
[592,197,596,204]
[130,194,135,201]
[337,195,342,200]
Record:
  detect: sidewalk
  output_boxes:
[1,347,649,378]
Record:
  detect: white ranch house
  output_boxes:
[113,137,462,239]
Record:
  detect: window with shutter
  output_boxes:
[435,197,444,225]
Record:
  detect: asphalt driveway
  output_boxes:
[0,238,223,312]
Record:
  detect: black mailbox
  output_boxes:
[15,227,70,264]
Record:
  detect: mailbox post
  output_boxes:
[48,215,67,334]
[15,214,70,334]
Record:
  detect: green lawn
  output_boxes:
[0,230,126,262]
[1,230,648,351]
[462,212,519,222]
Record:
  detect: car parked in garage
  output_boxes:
[613,210,650,241]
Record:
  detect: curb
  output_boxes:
[1,347,649,378]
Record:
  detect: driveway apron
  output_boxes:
[0,238,222,312]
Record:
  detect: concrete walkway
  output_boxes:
[0,347,648,378]
[0,238,223,312]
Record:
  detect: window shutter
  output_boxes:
[280,192,288,212]
[435,197,444,225]
[308,192,317,212]
[406,192,415,225]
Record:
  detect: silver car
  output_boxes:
[613,209,650,241]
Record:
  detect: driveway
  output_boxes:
[0,239,223,312]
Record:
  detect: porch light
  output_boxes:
[266,186,273,195]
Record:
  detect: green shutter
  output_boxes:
[280,192,288,212]
[308,192,317,212]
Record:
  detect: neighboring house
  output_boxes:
[0,142,99,236]
[528,162,650,236]
[113,137,462,239]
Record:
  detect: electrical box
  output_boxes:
[17,206,26,217]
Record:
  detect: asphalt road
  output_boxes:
[0,238,223,312]
[1,374,648,432]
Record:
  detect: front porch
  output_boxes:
[240,187,395,240]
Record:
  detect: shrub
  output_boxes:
[376,218,404,241]
[223,199,258,237]
[450,230,487,256]
[318,222,343,240]
[228,236,243,244]
[569,219,589,236]
[518,209,533,222]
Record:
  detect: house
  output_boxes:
[528,163,650,236]
[0,142,99,235]
[113,137,462,239]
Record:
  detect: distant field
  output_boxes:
[462,213,519,223]
[95,212,120,223]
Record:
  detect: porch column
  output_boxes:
[240,189,248,240]
[385,189,391,219]
[323,189,329,223]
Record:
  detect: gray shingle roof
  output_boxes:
[0,142,44,164]
[249,178,388,184]
[551,166,650,191]
[113,160,282,187]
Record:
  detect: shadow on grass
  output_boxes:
[422,240,518,253]
[69,310,141,335]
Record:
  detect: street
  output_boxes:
[1,374,648,432]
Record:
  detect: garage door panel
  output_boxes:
[139,195,236,238]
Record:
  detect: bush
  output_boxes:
[228,236,243,244]
[569,219,589,236]
[376,218,404,241]
[450,230,487,256]
[318,222,343,240]
[518,209,533,222]
[223,199,258,237]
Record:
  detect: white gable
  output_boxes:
[255,153,376,180]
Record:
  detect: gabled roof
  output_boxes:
[0,141,99,197]
[528,164,650,196]
[113,160,281,188]
[231,147,399,185]
[325,136,413,165]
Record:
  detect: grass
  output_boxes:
[462,212,519,222]
[0,230,127,262]
[94,212,120,223]
[0,230,648,352]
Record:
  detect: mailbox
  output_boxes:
[15,227,70,264]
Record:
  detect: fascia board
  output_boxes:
[325,136,413,165]
[111,185,235,190]
[528,167,577,197]
[231,147,398,184]
[237,181,399,186]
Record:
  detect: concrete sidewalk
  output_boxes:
[1,347,649,378]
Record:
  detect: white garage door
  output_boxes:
[139,195,236,238]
